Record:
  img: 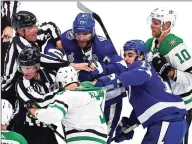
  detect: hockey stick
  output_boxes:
[46,124,66,142]
[24,101,66,142]
[77,1,114,46]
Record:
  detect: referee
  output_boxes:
[1,10,93,108]
[1,1,20,75]
[15,46,59,144]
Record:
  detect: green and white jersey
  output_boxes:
[146,34,192,111]
[36,82,107,144]
[1,130,27,144]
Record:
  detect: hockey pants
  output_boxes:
[142,118,187,144]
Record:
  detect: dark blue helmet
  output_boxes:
[123,40,147,57]
[73,13,95,36]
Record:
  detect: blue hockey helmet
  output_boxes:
[73,13,95,36]
[123,40,147,57]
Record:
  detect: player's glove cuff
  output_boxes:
[159,63,172,77]
[24,100,40,110]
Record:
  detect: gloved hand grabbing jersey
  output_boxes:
[24,100,40,119]
[152,54,172,78]
[79,61,106,82]
[112,117,135,143]
[95,73,119,91]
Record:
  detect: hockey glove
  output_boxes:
[24,100,40,119]
[79,62,106,82]
[92,61,105,74]
[46,48,65,59]
[95,73,119,91]
[113,117,135,143]
[152,55,172,78]
[78,70,99,82]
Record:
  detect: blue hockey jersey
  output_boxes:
[118,61,187,128]
[61,29,127,81]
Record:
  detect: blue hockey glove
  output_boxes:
[78,69,100,82]
[113,117,135,143]
[95,73,119,90]
[152,54,172,78]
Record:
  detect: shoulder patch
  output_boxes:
[159,34,183,56]
[168,38,178,47]
[66,30,75,40]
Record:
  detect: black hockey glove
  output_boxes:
[24,100,40,119]
[152,55,172,78]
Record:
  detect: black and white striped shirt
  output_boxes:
[37,21,61,50]
[1,35,70,91]
[1,1,20,33]
[16,68,59,127]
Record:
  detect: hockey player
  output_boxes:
[96,40,188,144]
[1,99,28,144]
[25,66,108,144]
[60,13,127,144]
[14,47,59,144]
[146,7,192,144]
[60,13,127,81]
[1,10,94,109]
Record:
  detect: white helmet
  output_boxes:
[2,99,13,125]
[56,66,79,88]
[148,7,177,28]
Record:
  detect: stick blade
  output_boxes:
[77,1,93,13]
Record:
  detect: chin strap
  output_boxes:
[159,21,171,38]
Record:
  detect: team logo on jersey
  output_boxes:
[66,31,75,40]
[68,52,74,62]
[93,54,98,61]
[103,56,111,63]
[168,38,178,47]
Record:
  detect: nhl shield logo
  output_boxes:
[83,56,87,61]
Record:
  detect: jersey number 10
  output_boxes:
[175,49,191,64]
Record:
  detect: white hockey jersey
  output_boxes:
[146,34,192,111]
[35,82,107,144]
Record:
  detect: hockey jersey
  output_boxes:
[35,82,107,144]
[118,61,187,128]
[1,130,27,144]
[60,29,127,80]
[146,34,192,111]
